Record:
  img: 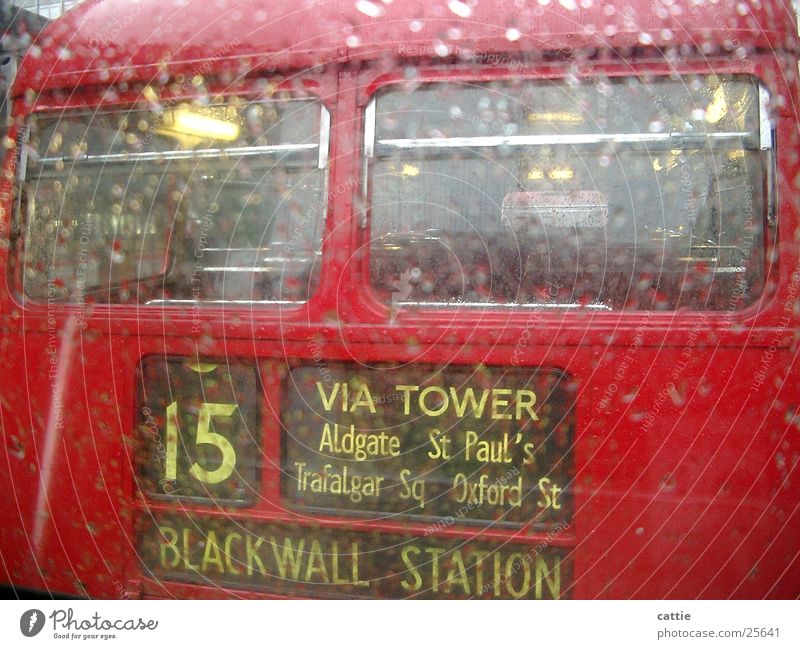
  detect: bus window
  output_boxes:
[367,75,769,311]
[19,96,329,304]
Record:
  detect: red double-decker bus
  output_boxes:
[1,0,799,599]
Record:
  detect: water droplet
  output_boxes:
[506,27,521,41]
[558,0,577,9]
[638,32,653,45]
[690,108,706,121]
[346,35,360,47]
[635,527,644,535]
[434,40,451,57]
[447,0,473,18]
[356,0,384,18]
[409,20,423,32]
[648,120,665,133]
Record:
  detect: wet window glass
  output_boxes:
[20,96,328,304]
[367,75,770,311]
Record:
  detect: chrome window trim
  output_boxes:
[758,84,772,151]
[144,299,302,306]
[317,105,331,169]
[34,143,319,167]
[393,301,612,311]
[375,131,760,153]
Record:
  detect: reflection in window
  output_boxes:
[367,76,770,311]
[20,95,329,304]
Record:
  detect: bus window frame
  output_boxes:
[5,73,344,328]
[353,59,788,331]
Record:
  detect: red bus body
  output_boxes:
[1,0,800,599]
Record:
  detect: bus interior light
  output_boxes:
[527,111,584,124]
[548,166,574,180]
[167,109,241,142]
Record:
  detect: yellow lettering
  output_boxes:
[427,429,451,460]
[537,478,562,509]
[316,382,341,411]
[201,530,224,573]
[331,542,349,585]
[305,539,329,582]
[224,533,242,575]
[537,477,552,508]
[246,535,266,576]
[505,553,530,598]
[419,386,449,416]
[270,537,305,580]
[493,552,502,597]
[535,556,561,600]
[158,526,180,569]
[491,389,513,420]
[424,547,446,593]
[400,546,422,592]
[515,389,539,420]
[350,383,376,413]
[182,528,199,571]
[449,387,489,418]
[445,550,471,595]
[351,542,369,587]
[319,423,334,453]
[470,550,490,595]
[396,385,420,415]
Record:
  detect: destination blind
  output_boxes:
[281,364,574,527]
[141,513,571,599]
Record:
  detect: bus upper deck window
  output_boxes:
[366,75,771,311]
[18,95,329,305]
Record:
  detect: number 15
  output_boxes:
[164,401,239,484]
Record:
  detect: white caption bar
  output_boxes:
[0,600,797,648]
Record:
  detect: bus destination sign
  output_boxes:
[281,364,574,527]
